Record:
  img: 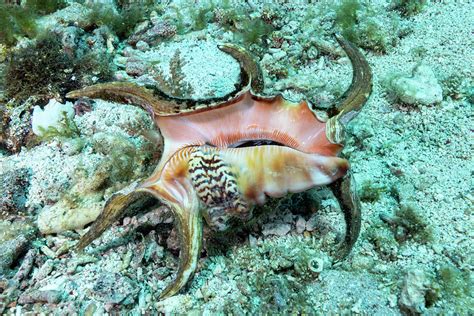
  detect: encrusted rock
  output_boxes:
[390,64,443,106]
[0,168,31,214]
[399,269,429,314]
[128,21,177,46]
[0,222,37,273]
[37,194,104,234]
[18,289,63,304]
[73,99,93,117]
[135,206,174,227]
[305,214,319,232]
[0,236,30,273]
[125,60,149,76]
[166,228,180,252]
[1,98,37,152]
[32,259,55,284]
[67,255,98,274]
[61,26,83,54]
[91,272,139,304]
[14,248,38,282]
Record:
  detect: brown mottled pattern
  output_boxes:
[188,149,248,230]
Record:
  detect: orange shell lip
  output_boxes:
[156,91,342,163]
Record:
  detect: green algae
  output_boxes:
[0,4,37,46]
[423,263,473,313]
[91,132,151,185]
[0,1,66,46]
[37,112,80,141]
[190,1,216,31]
[438,264,472,300]
[24,0,66,15]
[394,203,433,244]
[379,202,433,245]
[183,0,276,47]
[440,73,473,101]
[84,3,147,39]
[235,18,275,47]
[5,35,70,101]
[366,224,399,260]
[4,33,113,103]
[334,0,400,53]
[359,180,386,202]
[334,0,360,43]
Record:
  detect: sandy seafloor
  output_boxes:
[0,0,473,314]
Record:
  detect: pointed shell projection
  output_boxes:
[66,34,372,300]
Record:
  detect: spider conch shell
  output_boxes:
[66,34,372,299]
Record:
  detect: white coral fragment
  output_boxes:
[31,99,75,137]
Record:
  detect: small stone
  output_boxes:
[195,288,203,299]
[262,222,291,236]
[37,197,103,234]
[40,245,56,258]
[283,213,293,223]
[149,22,177,39]
[121,250,133,271]
[73,99,93,117]
[388,294,398,308]
[136,206,173,227]
[400,247,414,257]
[351,299,363,314]
[307,46,318,59]
[296,216,306,234]
[114,56,128,68]
[372,263,389,274]
[350,254,375,270]
[67,255,98,274]
[248,234,257,248]
[149,11,160,25]
[61,138,85,156]
[136,41,150,52]
[305,214,319,232]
